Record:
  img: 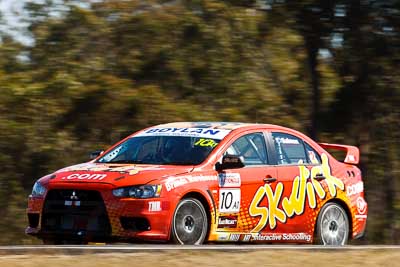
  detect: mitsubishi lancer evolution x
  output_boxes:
[26,122,367,245]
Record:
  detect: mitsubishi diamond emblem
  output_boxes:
[70,190,79,200]
[65,190,80,206]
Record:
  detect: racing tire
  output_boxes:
[171,198,208,245]
[315,202,349,245]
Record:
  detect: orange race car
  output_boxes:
[26,122,367,245]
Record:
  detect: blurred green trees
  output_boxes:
[0,0,399,244]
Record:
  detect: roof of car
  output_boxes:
[155,122,287,131]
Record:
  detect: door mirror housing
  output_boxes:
[89,150,104,160]
[215,155,245,172]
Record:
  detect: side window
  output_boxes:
[272,132,308,165]
[225,132,268,166]
[305,142,321,164]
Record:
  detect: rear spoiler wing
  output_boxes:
[318,143,360,164]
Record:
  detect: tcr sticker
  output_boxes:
[219,189,240,213]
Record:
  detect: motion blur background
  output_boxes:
[0,0,399,245]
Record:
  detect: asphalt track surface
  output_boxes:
[0,244,399,254]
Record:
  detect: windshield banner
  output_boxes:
[136,127,231,140]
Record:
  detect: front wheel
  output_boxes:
[171,198,208,245]
[315,202,349,245]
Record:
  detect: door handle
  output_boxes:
[314,174,326,181]
[263,177,277,183]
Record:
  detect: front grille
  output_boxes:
[41,189,111,239]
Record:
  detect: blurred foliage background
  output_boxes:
[0,0,399,244]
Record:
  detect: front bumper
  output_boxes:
[26,186,172,243]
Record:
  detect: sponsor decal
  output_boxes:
[136,127,231,139]
[229,234,240,241]
[61,173,107,181]
[106,166,142,175]
[165,175,218,191]
[217,216,238,228]
[226,233,312,242]
[275,137,300,145]
[249,233,311,242]
[355,214,367,219]
[346,181,364,196]
[217,233,230,241]
[219,189,241,213]
[244,233,282,241]
[282,233,312,242]
[242,234,252,242]
[148,201,161,212]
[218,173,241,187]
[60,165,162,175]
[249,154,344,231]
[356,196,367,215]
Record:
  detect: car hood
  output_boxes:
[40,162,194,187]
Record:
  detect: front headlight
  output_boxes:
[113,185,162,199]
[31,181,46,197]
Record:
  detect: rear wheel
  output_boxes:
[171,198,208,245]
[315,202,349,245]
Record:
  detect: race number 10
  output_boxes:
[194,138,218,148]
[219,189,240,213]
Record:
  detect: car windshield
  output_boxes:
[97,136,222,165]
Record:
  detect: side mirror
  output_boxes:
[215,155,245,172]
[89,150,104,160]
